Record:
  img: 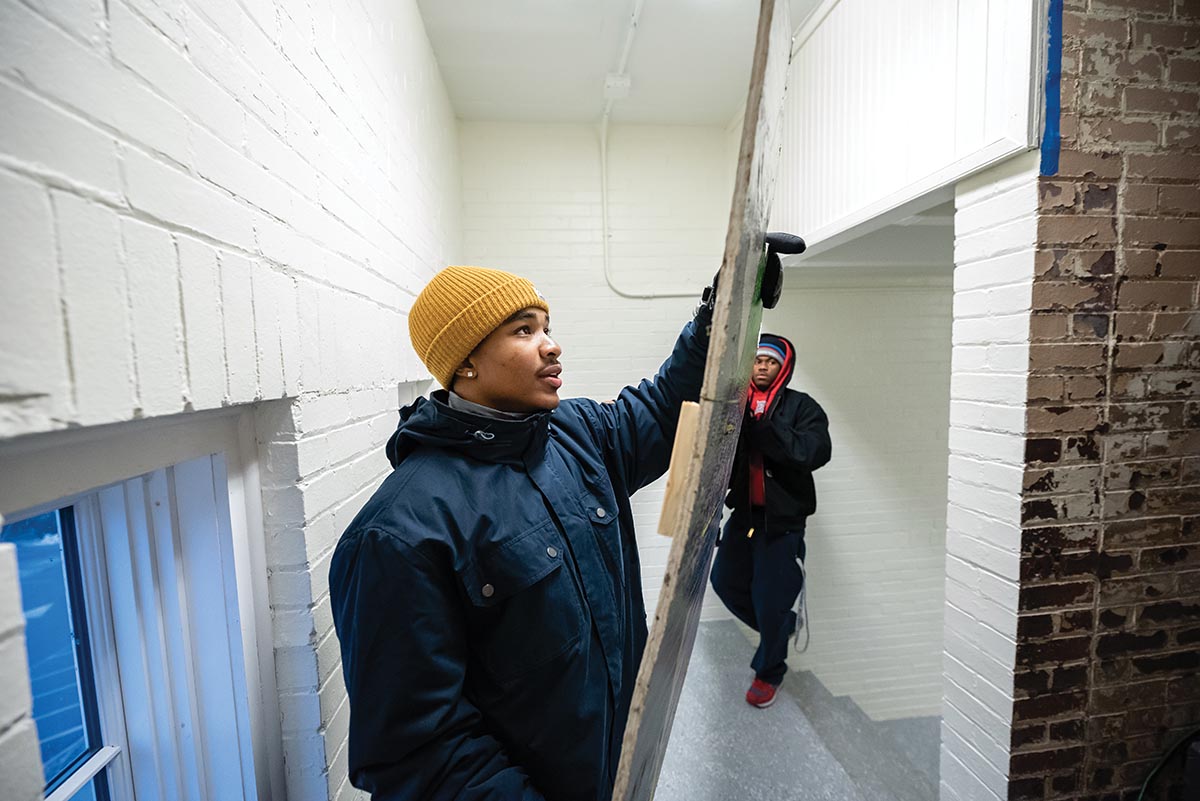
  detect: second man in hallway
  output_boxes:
[711,333,832,709]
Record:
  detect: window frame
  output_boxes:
[54,504,115,801]
[0,409,285,801]
[3,498,133,801]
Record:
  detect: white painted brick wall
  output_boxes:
[766,268,954,721]
[257,383,425,801]
[0,540,44,801]
[0,1,458,798]
[0,0,458,437]
[459,121,734,621]
[940,151,1040,801]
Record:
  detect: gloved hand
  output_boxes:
[700,231,805,312]
[762,231,805,310]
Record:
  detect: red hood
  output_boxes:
[746,333,795,420]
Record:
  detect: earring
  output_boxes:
[466,371,474,378]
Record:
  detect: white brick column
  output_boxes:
[0,537,45,801]
[941,152,1039,801]
[256,384,427,801]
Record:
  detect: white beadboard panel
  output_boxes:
[774,0,1041,252]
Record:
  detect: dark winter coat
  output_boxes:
[726,378,831,535]
[329,307,710,801]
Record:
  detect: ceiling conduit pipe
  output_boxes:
[598,4,820,300]
[598,0,697,299]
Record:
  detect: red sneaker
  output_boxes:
[745,678,778,708]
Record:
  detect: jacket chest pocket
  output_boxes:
[459,522,586,685]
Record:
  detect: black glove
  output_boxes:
[762,231,805,310]
[699,231,804,312]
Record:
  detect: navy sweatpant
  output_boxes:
[709,512,806,685]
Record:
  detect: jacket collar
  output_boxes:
[386,390,552,468]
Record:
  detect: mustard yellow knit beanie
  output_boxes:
[409,265,550,388]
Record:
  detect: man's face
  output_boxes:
[751,354,782,390]
[456,307,562,412]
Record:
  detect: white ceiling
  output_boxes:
[416,0,824,125]
[415,1,954,270]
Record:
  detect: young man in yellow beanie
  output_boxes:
[329,264,720,801]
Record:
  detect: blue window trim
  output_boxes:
[1040,0,1064,176]
[47,507,111,801]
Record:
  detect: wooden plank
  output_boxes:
[611,1,793,799]
[657,401,700,537]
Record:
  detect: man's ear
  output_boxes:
[454,358,477,381]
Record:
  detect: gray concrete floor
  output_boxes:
[656,619,939,801]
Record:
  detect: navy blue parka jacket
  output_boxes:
[329,305,711,801]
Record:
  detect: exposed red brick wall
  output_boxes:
[1013,2,1199,800]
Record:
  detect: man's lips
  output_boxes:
[539,364,562,388]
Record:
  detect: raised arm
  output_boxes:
[581,303,712,494]
[330,529,546,801]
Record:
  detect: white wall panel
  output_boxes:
[769,267,954,721]
[774,0,1041,250]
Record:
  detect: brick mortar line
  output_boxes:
[48,188,80,419]
[286,408,398,443]
[14,0,105,55]
[253,267,287,393]
[171,234,195,407]
[116,205,145,415]
[944,606,1021,643]
[0,714,33,742]
[259,449,388,502]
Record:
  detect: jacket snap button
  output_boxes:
[481,583,494,598]
[596,507,607,518]
[547,546,558,558]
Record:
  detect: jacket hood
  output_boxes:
[747,333,796,420]
[385,390,552,468]
[758,333,795,390]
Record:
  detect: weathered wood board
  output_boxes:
[611,2,793,799]
[657,401,700,536]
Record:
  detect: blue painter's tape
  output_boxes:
[1040,0,1064,176]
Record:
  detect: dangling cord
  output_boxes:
[792,558,810,653]
[1135,725,1200,801]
